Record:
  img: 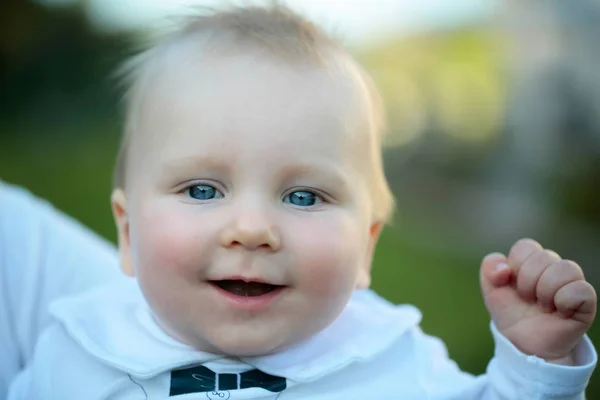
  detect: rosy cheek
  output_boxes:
[292,217,364,297]
[133,202,200,272]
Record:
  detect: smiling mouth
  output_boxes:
[210,280,283,297]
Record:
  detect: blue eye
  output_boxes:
[187,185,223,200]
[284,191,321,207]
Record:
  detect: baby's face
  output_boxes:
[116,49,380,355]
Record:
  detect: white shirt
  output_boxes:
[0,182,122,399]
[8,277,597,400]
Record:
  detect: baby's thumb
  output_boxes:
[480,252,512,299]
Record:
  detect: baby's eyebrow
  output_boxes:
[277,163,351,191]
[160,156,231,180]
[160,156,231,176]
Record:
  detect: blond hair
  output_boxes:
[114,3,394,222]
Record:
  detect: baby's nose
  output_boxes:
[220,208,280,251]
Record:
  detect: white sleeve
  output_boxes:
[415,322,597,400]
[0,182,120,397]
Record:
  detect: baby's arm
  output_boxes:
[415,238,596,399]
[412,321,595,399]
[480,239,596,365]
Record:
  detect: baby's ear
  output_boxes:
[111,189,135,277]
[356,221,383,289]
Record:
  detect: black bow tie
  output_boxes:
[169,365,287,396]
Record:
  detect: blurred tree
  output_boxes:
[0,0,127,137]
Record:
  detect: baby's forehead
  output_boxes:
[147,36,365,96]
[127,47,375,171]
[122,31,381,168]
[136,40,374,131]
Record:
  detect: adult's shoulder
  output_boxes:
[0,181,118,274]
[0,181,121,395]
[0,181,116,259]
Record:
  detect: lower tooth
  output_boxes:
[222,283,276,296]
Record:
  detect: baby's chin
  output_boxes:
[156,317,303,356]
[196,330,305,357]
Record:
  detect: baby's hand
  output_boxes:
[480,239,596,364]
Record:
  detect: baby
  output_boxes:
[9,4,597,399]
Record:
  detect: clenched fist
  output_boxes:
[480,238,597,364]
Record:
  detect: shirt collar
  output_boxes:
[51,277,421,381]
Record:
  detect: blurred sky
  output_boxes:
[35,0,498,46]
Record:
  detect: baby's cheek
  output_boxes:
[295,222,364,298]
[135,205,201,273]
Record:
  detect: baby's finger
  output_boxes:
[516,249,561,302]
[480,252,511,298]
[554,280,597,324]
[508,238,543,276]
[536,260,585,312]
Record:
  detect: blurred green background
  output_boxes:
[2,0,599,396]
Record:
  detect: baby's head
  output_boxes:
[111,4,394,356]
